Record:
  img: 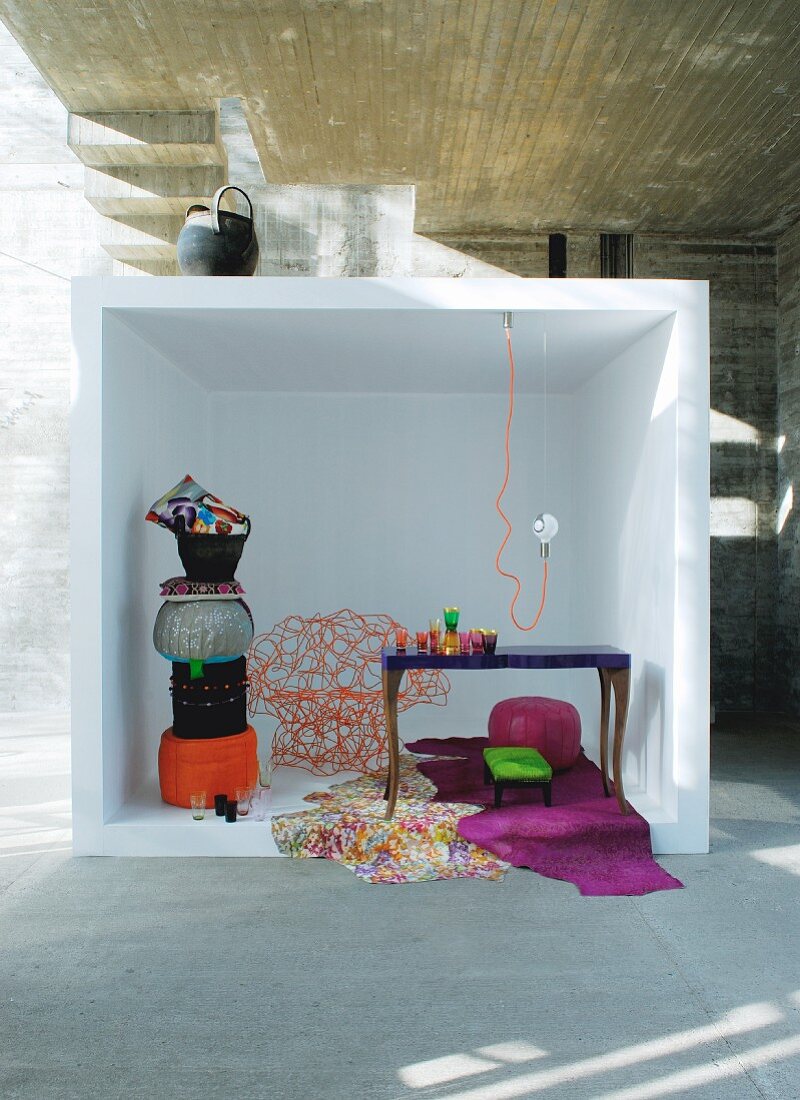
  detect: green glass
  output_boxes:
[443,607,460,631]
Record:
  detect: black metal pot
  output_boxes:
[176,185,259,276]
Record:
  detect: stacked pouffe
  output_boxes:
[487,696,581,771]
[146,475,258,809]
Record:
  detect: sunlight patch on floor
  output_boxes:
[751,843,800,876]
[0,712,71,859]
[397,1000,786,1099]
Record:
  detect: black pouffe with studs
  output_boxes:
[170,657,249,739]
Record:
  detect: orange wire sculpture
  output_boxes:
[495,324,549,631]
[248,609,450,775]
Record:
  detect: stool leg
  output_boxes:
[543,781,552,807]
[494,783,503,809]
[483,762,492,785]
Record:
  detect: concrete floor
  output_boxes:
[1,713,799,1099]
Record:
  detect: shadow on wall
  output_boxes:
[248,184,416,277]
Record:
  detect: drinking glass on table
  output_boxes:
[190,792,206,821]
[458,630,471,655]
[429,618,441,653]
[483,630,498,655]
[470,629,484,653]
[443,607,460,632]
[416,630,428,653]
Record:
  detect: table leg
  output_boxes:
[609,666,630,815]
[382,668,404,820]
[598,668,612,797]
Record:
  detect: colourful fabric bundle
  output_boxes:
[146,473,249,536]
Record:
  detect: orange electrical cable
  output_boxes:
[495,325,549,631]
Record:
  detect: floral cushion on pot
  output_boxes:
[159,577,246,601]
[145,474,249,536]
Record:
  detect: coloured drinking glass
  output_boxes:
[235,786,251,816]
[416,630,428,653]
[458,631,471,654]
[443,607,460,631]
[484,630,498,654]
[395,626,409,650]
[190,792,206,820]
[470,629,484,652]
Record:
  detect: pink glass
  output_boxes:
[429,618,441,653]
[470,629,484,653]
[395,626,409,650]
[458,631,471,654]
[416,630,428,653]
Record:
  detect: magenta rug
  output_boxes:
[407,737,683,897]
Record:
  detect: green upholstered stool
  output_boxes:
[483,746,553,808]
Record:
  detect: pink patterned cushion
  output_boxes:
[159,576,246,601]
[488,696,581,771]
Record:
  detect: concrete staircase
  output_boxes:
[67,109,228,273]
[68,101,515,279]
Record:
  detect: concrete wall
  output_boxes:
[0,19,787,715]
[638,238,778,714]
[0,25,113,711]
[777,221,800,712]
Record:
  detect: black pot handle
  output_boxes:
[211,186,254,240]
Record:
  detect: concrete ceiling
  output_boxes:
[2,0,800,236]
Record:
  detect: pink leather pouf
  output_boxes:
[488,696,581,771]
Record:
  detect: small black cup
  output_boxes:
[224,799,238,823]
[214,793,228,817]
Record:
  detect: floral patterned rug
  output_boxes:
[270,754,509,884]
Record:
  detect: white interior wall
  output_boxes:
[212,391,576,746]
[101,314,208,814]
[97,307,686,801]
[72,277,708,855]
[571,316,678,817]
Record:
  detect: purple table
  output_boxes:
[380,645,631,820]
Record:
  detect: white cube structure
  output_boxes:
[71,277,709,856]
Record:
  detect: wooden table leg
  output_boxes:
[382,668,404,820]
[609,666,630,815]
[598,665,631,814]
[598,667,612,797]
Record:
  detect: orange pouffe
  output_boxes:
[158,725,259,809]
